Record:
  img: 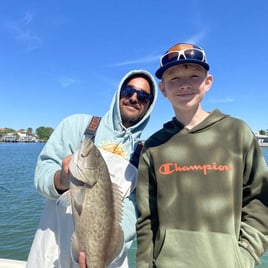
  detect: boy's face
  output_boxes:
[159,64,213,112]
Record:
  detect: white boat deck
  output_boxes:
[0,259,26,268]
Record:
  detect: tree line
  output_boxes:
[0,126,54,142]
[35,127,54,141]
[259,129,268,135]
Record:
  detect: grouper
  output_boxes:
[69,135,124,268]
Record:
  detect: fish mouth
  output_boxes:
[70,175,85,186]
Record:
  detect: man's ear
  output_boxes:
[159,81,167,97]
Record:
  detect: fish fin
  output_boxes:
[104,183,124,264]
[71,232,80,264]
[56,190,71,207]
[112,182,123,220]
[106,225,124,265]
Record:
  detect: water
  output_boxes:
[0,143,267,267]
[0,143,45,261]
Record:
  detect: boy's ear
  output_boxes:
[159,81,167,97]
[205,74,213,92]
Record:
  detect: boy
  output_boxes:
[136,43,268,268]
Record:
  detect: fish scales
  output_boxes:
[69,136,124,268]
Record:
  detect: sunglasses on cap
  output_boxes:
[160,47,207,67]
[120,85,153,104]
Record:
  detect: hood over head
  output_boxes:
[94,69,158,161]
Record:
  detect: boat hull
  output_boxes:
[0,258,26,268]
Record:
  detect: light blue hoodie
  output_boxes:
[27,69,158,268]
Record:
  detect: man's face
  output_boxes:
[119,77,152,128]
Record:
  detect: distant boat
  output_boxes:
[255,134,268,148]
[260,143,268,148]
[0,258,26,268]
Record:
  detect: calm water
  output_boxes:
[0,143,267,267]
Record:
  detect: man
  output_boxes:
[26,69,158,268]
[136,43,268,267]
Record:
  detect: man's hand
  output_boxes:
[54,154,73,192]
[79,252,87,268]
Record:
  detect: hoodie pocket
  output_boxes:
[154,229,247,268]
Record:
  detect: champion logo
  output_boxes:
[159,162,232,175]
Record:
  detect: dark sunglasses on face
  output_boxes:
[120,85,153,104]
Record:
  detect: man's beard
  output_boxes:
[121,113,143,128]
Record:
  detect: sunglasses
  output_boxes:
[160,48,206,67]
[120,85,153,104]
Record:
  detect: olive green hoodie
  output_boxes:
[136,109,268,268]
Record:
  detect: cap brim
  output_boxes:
[155,59,209,79]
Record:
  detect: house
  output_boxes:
[17,129,27,141]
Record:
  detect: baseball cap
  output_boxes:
[155,43,210,79]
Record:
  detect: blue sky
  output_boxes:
[0,0,268,139]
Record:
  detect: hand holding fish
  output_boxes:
[79,252,87,268]
[54,154,73,192]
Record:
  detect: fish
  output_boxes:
[69,135,124,268]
